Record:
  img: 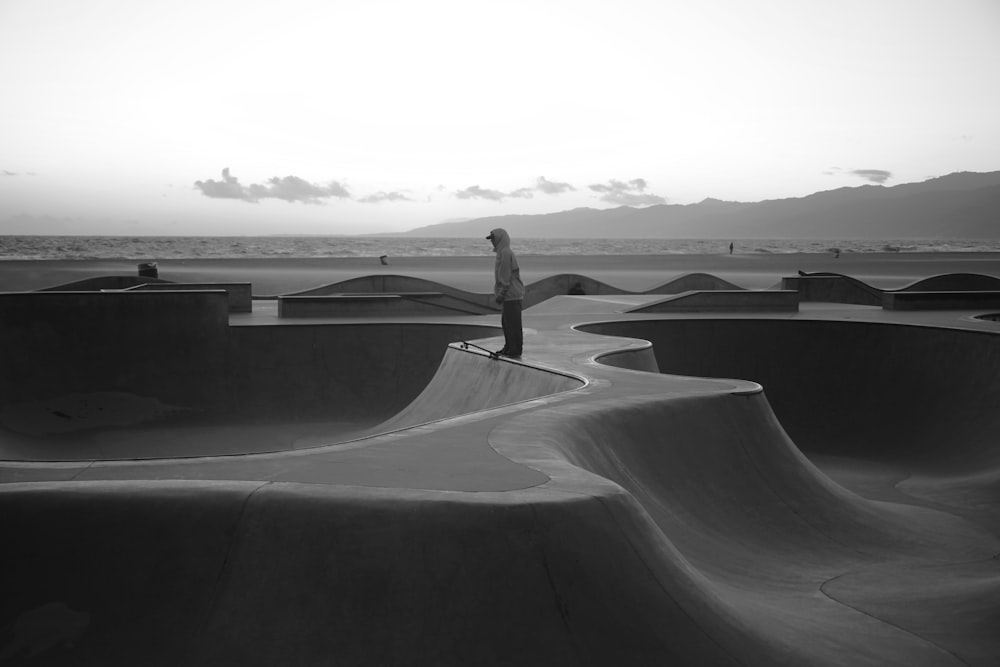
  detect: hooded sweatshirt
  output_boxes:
[490,228,524,302]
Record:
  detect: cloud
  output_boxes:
[826,167,893,184]
[454,185,507,201]
[848,169,892,184]
[194,168,351,203]
[358,191,415,203]
[454,176,576,202]
[535,176,575,195]
[251,175,350,203]
[2,170,20,176]
[588,178,667,206]
[194,168,248,199]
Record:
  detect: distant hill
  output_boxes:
[395,171,1000,238]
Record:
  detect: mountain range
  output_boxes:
[397,171,1000,239]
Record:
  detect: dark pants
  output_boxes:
[501,299,523,354]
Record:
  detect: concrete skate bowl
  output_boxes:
[530,317,1000,663]
[0,290,513,460]
[3,308,1000,664]
[498,384,1000,665]
[578,318,1000,516]
[579,318,1000,469]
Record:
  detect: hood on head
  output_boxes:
[487,228,510,251]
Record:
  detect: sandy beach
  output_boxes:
[1,251,998,294]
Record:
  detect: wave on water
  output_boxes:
[1,235,998,261]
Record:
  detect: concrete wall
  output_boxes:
[882,290,1000,310]
[780,275,881,305]
[0,291,497,427]
[0,291,231,409]
[39,276,170,291]
[578,318,1000,471]
[128,283,253,312]
[277,294,463,317]
[228,323,499,422]
[630,290,799,313]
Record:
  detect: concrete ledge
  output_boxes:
[126,282,253,312]
[881,290,1000,310]
[39,275,171,291]
[781,275,882,305]
[278,293,469,317]
[627,290,799,313]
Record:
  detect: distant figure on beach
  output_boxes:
[833,248,841,259]
[729,242,734,255]
[487,228,524,358]
[379,255,389,265]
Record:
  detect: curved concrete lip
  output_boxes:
[3,270,1000,665]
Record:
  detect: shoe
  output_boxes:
[495,348,508,356]
[501,349,522,358]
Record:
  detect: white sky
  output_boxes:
[1,0,998,235]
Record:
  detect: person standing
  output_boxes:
[487,228,524,358]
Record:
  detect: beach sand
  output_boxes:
[1,251,998,294]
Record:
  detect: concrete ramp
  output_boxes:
[501,389,1000,665]
[4,278,1000,665]
[0,478,747,666]
[376,344,584,431]
[579,318,1000,471]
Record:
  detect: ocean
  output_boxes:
[1,235,998,261]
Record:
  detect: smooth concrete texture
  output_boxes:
[577,317,1000,471]
[628,289,800,313]
[2,266,1000,666]
[882,290,1000,310]
[283,274,499,312]
[277,292,488,317]
[36,275,172,291]
[126,282,254,312]
[275,271,746,309]
[784,271,1000,307]
[0,291,230,410]
[0,310,499,459]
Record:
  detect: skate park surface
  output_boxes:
[2,267,1000,666]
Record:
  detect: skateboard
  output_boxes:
[459,341,499,359]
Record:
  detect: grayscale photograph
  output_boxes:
[1,0,999,665]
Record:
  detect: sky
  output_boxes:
[1,0,999,236]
